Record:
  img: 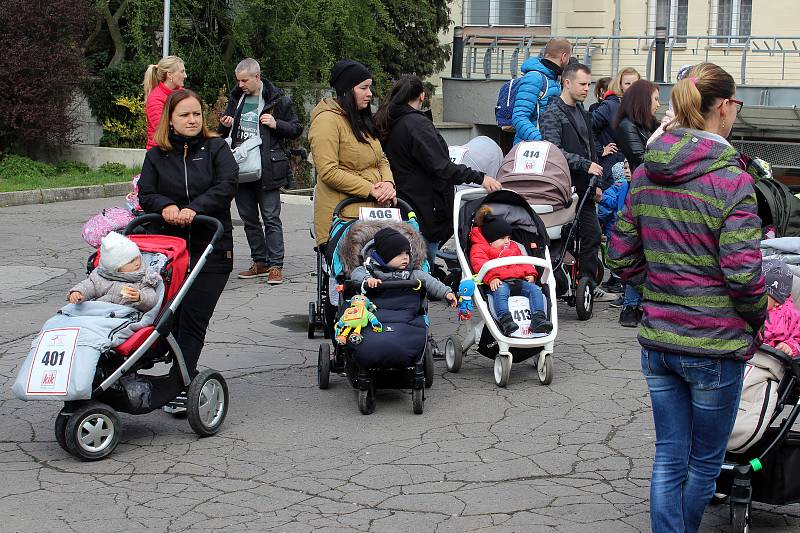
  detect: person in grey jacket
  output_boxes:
[67,231,159,313]
[350,227,456,305]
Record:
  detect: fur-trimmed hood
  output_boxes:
[339,220,428,274]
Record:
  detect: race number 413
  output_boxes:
[359,207,402,221]
[26,327,80,395]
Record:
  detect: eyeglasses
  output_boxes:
[729,98,744,113]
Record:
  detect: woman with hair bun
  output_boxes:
[143,55,187,150]
[608,63,766,533]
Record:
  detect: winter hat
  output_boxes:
[611,161,626,182]
[99,231,141,272]
[481,214,513,243]
[763,258,793,305]
[373,227,410,263]
[329,59,372,97]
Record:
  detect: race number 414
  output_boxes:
[26,327,79,395]
[513,141,550,175]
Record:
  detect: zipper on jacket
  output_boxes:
[183,143,190,202]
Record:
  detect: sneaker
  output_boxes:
[267,267,284,285]
[609,294,624,308]
[593,287,618,302]
[601,281,624,293]
[498,313,519,336]
[238,262,270,279]
[619,306,641,328]
[163,394,187,416]
[529,311,553,334]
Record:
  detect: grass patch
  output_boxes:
[0,155,139,193]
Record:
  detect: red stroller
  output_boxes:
[54,214,230,460]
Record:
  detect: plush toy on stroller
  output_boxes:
[12,215,230,461]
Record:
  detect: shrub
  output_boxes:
[99,162,128,176]
[101,96,147,148]
[0,155,56,180]
[54,160,91,174]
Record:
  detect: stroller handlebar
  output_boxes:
[344,279,427,293]
[124,213,225,246]
[473,256,552,285]
[332,196,416,219]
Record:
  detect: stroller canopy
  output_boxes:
[496,140,572,210]
[449,136,504,178]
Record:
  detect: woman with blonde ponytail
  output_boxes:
[143,55,186,150]
[608,62,763,533]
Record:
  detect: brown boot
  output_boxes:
[238,262,270,279]
[267,267,284,285]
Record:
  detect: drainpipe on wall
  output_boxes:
[611,0,621,75]
[654,0,669,82]
[452,26,464,78]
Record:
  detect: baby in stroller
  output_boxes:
[469,206,553,336]
[67,231,159,312]
[351,227,456,305]
[762,258,800,357]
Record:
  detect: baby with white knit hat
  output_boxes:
[67,231,159,312]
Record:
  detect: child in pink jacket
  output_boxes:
[763,258,800,357]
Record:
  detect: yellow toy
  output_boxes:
[335,294,383,345]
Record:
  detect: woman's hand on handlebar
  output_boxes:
[482,175,502,192]
[162,205,181,225]
[177,208,196,226]
[371,181,396,204]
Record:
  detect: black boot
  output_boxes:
[529,311,553,334]
[619,306,641,328]
[498,313,519,336]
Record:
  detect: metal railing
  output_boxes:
[459,34,800,85]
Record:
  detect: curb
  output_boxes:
[0,182,313,208]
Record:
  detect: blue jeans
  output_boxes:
[427,241,438,268]
[641,350,745,533]
[623,284,642,308]
[491,280,545,317]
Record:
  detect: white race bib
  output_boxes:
[26,328,80,396]
[449,146,469,165]
[359,207,402,222]
[508,296,534,338]
[513,141,550,175]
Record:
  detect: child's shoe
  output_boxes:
[529,311,553,334]
[498,313,519,336]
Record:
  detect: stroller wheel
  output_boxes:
[187,370,229,437]
[318,343,331,389]
[412,387,424,414]
[54,410,70,453]
[308,302,317,339]
[731,500,751,533]
[424,343,434,389]
[537,353,554,385]
[445,336,463,373]
[494,354,512,388]
[576,277,594,321]
[64,401,121,461]
[358,385,375,415]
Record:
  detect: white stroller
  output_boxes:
[445,188,558,387]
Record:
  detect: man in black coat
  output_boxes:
[219,58,303,284]
[540,62,605,288]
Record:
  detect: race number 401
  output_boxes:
[26,327,80,395]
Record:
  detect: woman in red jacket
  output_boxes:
[143,55,186,150]
[469,206,552,335]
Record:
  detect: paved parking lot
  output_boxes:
[1,196,798,531]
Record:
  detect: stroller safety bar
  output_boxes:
[345,279,427,294]
[333,197,416,218]
[474,256,555,286]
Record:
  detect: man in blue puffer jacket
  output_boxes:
[512,38,572,145]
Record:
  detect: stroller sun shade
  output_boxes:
[496,141,572,210]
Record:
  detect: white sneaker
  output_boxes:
[593,287,618,302]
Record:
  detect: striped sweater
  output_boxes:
[608,128,767,360]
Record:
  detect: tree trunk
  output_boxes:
[99,0,128,67]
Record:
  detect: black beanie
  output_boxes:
[481,214,513,243]
[329,59,373,97]
[373,228,410,263]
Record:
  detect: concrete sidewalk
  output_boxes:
[0,196,797,532]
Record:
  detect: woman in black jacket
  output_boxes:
[611,79,660,328]
[374,75,501,262]
[139,89,238,385]
[614,79,661,170]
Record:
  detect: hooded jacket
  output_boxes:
[145,82,182,151]
[217,80,303,190]
[764,296,800,357]
[591,93,626,175]
[382,104,483,243]
[539,98,598,197]
[511,57,562,145]
[608,128,767,360]
[309,98,394,245]
[469,227,538,283]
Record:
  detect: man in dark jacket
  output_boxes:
[219,58,303,284]
[540,62,605,288]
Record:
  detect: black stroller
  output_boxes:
[716,345,800,531]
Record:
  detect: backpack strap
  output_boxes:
[534,72,549,128]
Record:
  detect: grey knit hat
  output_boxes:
[763,258,793,305]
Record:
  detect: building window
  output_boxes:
[712,0,752,43]
[647,0,689,45]
[464,0,551,26]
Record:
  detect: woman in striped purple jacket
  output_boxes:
[608,63,767,533]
